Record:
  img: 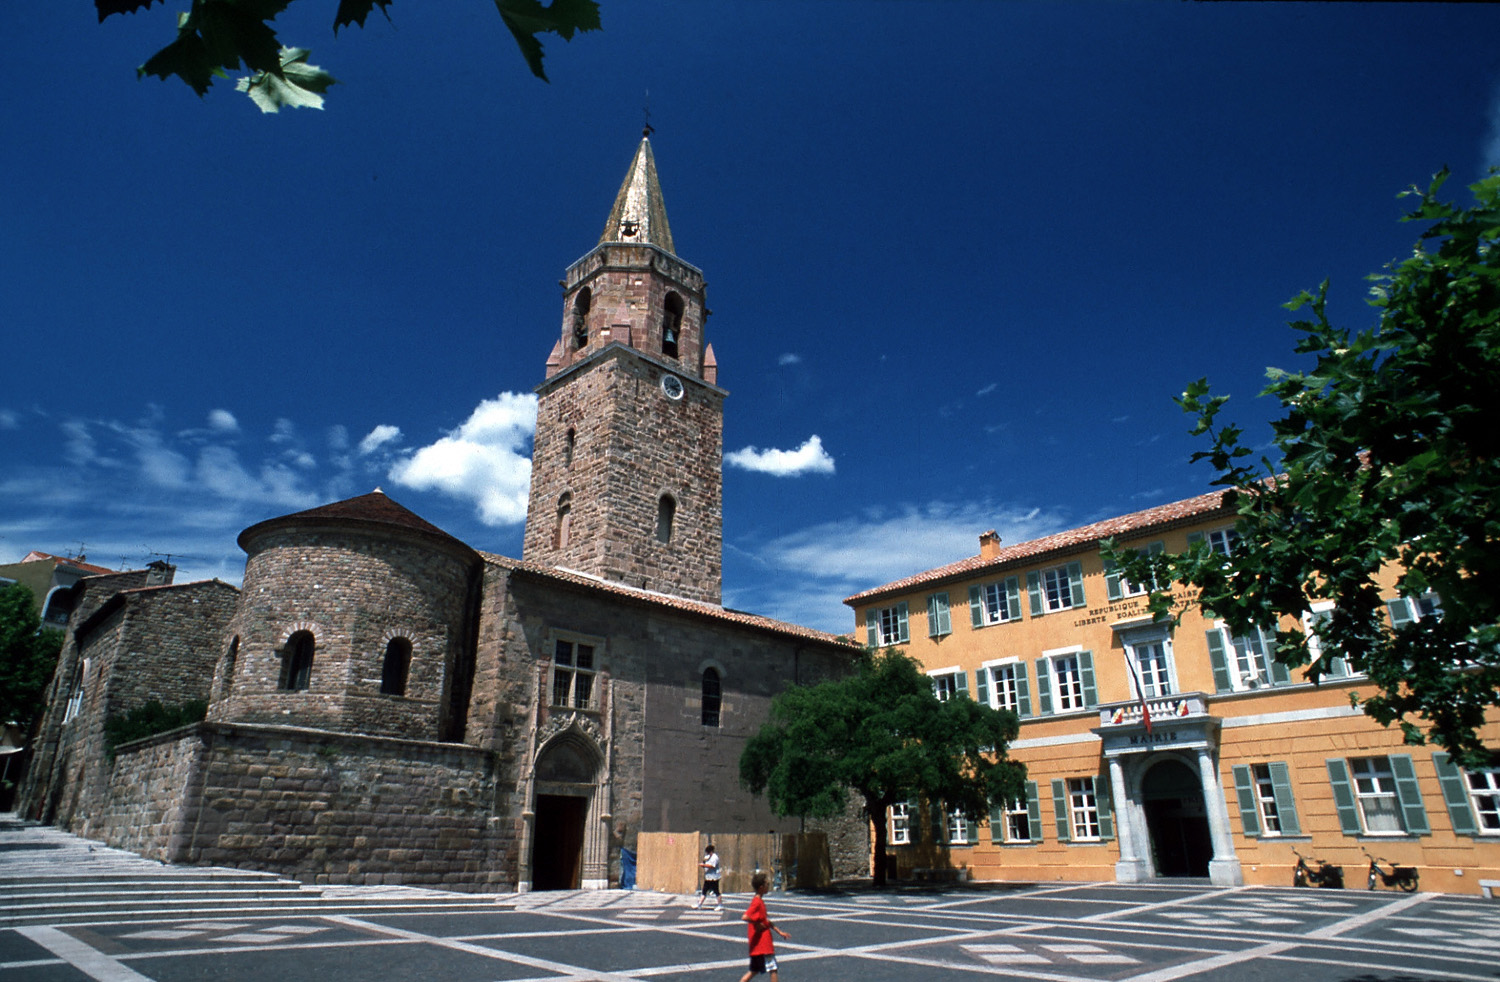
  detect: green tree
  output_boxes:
[739,648,1025,887]
[98,0,602,112]
[1105,169,1500,768]
[0,584,66,736]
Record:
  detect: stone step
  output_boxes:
[0,896,502,928]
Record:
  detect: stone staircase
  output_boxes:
[0,816,504,928]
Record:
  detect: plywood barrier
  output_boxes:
[635,831,832,894]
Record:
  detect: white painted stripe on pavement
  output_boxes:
[1305,890,1435,939]
[16,925,156,982]
[1118,939,1297,982]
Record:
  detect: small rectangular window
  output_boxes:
[1004,798,1032,843]
[1052,655,1084,711]
[889,802,911,845]
[1067,777,1101,840]
[1350,756,1404,834]
[930,669,964,702]
[1252,764,1283,835]
[867,602,909,647]
[1466,770,1500,834]
[551,638,598,710]
[947,807,971,846]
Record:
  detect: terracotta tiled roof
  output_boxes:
[238,489,477,558]
[479,552,857,649]
[19,551,114,575]
[843,489,1234,606]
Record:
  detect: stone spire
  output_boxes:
[598,134,675,254]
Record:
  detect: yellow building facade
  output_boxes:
[845,490,1500,896]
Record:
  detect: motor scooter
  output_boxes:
[1292,848,1343,888]
[1363,851,1419,892]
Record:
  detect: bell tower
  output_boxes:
[522,134,724,603]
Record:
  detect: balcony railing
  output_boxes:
[1097,692,1208,728]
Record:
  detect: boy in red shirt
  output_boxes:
[739,871,790,981]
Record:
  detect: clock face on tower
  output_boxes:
[660,374,684,401]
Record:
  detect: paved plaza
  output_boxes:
[4,818,1498,982]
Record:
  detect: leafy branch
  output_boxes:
[98,0,601,112]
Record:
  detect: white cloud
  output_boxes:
[269,418,297,444]
[725,435,835,477]
[207,409,239,432]
[359,424,403,455]
[778,353,802,366]
[195,446,318,509]
[389,392,537,526]
[0,409,19,430]
[727,499,1070,633]
[976,383,997,397]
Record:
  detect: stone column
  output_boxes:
[1111,756,1150,882]
[1196,746,1243,886]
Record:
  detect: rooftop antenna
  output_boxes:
[643,89,654,138]
[71,541,87,562]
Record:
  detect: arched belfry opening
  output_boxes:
[661,292,684,358]
[571,288,591,350]
[526,727,609,891]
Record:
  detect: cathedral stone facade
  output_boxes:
[20,137,861,892]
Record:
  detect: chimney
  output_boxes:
[145,560,175,587]
[979,530,1001,559]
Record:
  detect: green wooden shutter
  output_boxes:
[1433,752,1479,836]
[1078,650,1098,708]
[1066,561,1085,608]
[969,585,984,628]
[928,593,951,636]
[928,798,945,843]
[1386,598,1414,628]
[1389,754,1430,835]
[1105,559,1122,602]
[974,666,990,706]
[1326,758,1363,835]
[989,801,1006,844]
[1005,577,1022,620]
[1027,571,1044,616]
[1232,764,1261,837]
[1015,665,1032,717]
[1268,761,1301,835]
[865,609,878,647]
[1051,779,1071,841]
[1034,658,1053,714]
[895,602,910,643]
[956,669,970,699]
[1096,772,1114,840]
[1025,781,1043,842]
[1266,628,1291,684]
[1206,629,1233,692]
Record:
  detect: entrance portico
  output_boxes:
[1095,693,1243,886]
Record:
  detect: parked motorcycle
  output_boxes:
[1363,851,1419,892]
[1292,848,1344,888]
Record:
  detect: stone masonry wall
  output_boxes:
[101,722,516,891]
[215,529,479,743]
[477,571,863,883]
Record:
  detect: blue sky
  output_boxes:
[3,2,1499,634]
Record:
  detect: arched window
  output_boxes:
[564,428,576,469]
[661,292,683,358]
[702,668,721,727]
[656,494,676,544]
[381,637,412,695]
[556,492,573,549]
[571,288,592,350]
[280,631,314,691]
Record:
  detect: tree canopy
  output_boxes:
[740,648,1026,887]
[0,584,66,737]
[99,0,601,112]
[1106,169,1500,769]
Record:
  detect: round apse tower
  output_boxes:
[209,490,483,743]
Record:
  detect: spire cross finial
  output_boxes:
[643,89,654,138]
